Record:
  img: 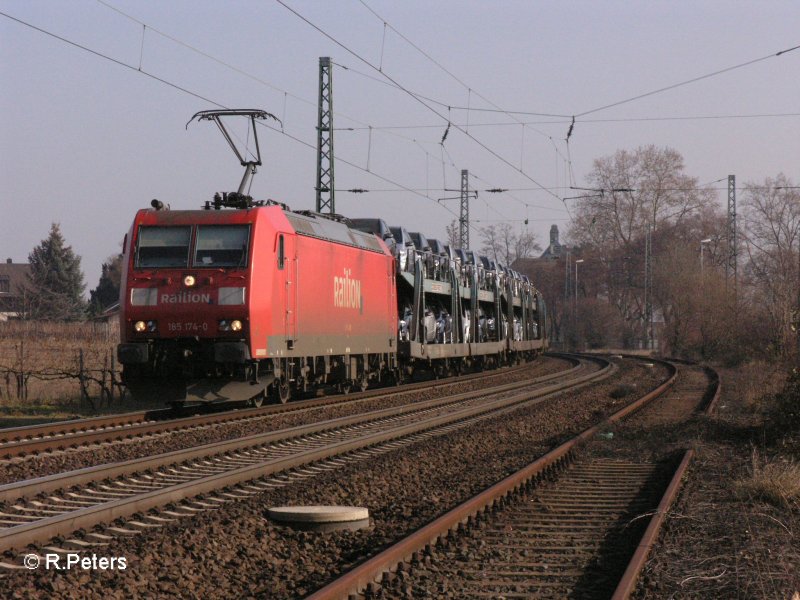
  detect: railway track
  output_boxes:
[388,457,681,599]
[0,354,610,562]
[308,359,718,600]
[0,357,569,460]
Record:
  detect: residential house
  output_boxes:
[0,258,30,320]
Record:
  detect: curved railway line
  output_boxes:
[0,357,570,460]
[308,358,719,600]
[0,354,611,564]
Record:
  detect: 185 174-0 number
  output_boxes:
[167,322,209,332]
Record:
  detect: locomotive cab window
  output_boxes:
[136,226,191,268]
[194,225,251,268]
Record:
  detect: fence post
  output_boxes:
[17,339,26,402]
[79,348,87,406]
[110,350,116,404]
[102,354,109,408]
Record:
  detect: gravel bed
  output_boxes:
[632,364,800,598]
[0,357,568,485]
[5,358,668,599]
[384,363,711,599]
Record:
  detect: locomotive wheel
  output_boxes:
[359,374,369,392]
[250,393,264,408]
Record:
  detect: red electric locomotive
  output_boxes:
[117,110,547,406]
[118,200,397,405]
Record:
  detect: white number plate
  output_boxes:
[167,322,209,333]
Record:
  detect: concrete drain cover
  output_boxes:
[268,506,370,532]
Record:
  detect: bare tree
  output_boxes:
[445,220,460,248]
[516,258,566,346]
[479,223,540,264]
[741,174,800,358]
[572,145,711,251]
[567,145,717,350]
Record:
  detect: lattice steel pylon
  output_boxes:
[316,57,334,213]
[726,174,738,296]
[460,169,470,248]
[644,223,653,349]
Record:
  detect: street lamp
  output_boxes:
[700,238,712,276]
[575,259,584,306]
[574,259,584,349]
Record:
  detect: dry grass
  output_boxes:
[733,360,785,413]
[735,448,800,510]
[0,320,120,407]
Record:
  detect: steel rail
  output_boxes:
[306,356,678,600]
[0,358,570,458]
[0,358,612,553]
[0,411,166,444]
[0,359,590,504]
[611,363,721,600]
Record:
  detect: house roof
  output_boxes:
[0,261,30,295]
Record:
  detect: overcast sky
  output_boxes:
[1,0,798,292]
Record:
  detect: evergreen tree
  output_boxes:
[26,223,86,320]
[89,254,123,315]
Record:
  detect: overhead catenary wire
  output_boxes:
[96,0,315,110]
[0,9,741,218]
[100,0,797,219]
[469,172,567,214]
[101,0,562,205]
[332,112,800,131]
[0,9,478,231]
[276,0,564,207]
[356,0,574,168]
[7,4,792,238]
[385,43,800,120]
[356,0,567,122]
[334,59,572,164]
[333,60,564,195]
[95,0,466,183]
[574,43,800,117]
[358,0,576,224]
[0,10,222,106]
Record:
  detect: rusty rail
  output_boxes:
[0,357,609,554]
[0,358,571,458]
[610,363,721,599]
[307,357,678,600]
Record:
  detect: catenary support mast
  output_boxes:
[459,169,470,248]
[316,57,335,214]
[726,174,737,297]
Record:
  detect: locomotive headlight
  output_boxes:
[134,320,147,333]
[147,320,157,332]
[183,274,196,287]
[230,319,243,332]
[218,319,230,331]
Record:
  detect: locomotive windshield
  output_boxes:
[194,225,250,267]
[136,226,191,268]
